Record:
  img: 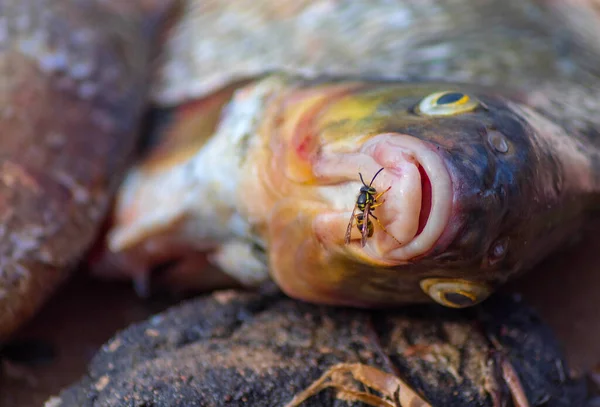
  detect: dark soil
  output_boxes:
[49,287,586,407]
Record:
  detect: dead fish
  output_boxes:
[101,72,598,310]
[94,0,600,310]
[0,0,172,341]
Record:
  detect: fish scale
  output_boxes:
[152,0,596,105]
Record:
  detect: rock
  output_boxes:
[49,289,587,406]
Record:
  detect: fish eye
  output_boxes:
[488,236,509,266]
[419,278,492,308]
[416,91,480,116]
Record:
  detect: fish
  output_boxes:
[87,0,600,308]
[102,71,600,309]
[0,0,172,340]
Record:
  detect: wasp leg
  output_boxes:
[370,199,385,209]
[373,186,392,201]
[369,186,391,210]
[284,363,431,407]
[371,213,402,245]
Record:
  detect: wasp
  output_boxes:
[344,167,400,247]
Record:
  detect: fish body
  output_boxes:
[151,0,600,107]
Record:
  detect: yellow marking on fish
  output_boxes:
[454,94,470,105]
[275,84,363,183]
[318,94,386,141]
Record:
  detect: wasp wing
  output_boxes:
[344,204,359,245]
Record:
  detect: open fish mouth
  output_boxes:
[315,132,453,265]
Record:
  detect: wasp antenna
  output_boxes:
[369,167,385,186]
[359,172,367,187]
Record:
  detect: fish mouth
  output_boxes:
[316,133,453,264]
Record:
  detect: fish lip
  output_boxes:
[360,133,453,262]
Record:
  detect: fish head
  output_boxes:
[272,81,587,308]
